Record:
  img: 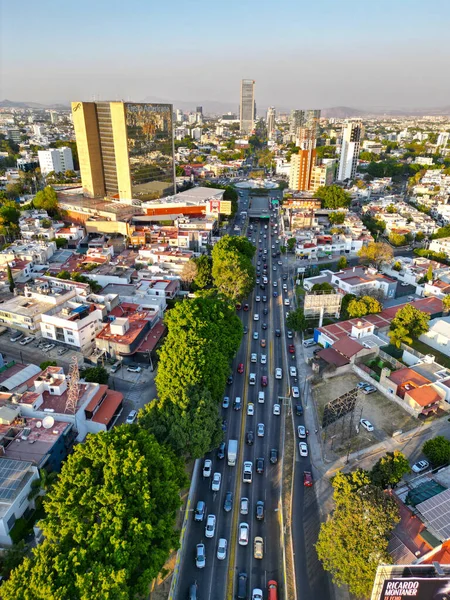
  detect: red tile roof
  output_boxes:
[90,390,123,426]
[388,367,431,387]
[317,348,350,367]
[421,539,450,564]
[332,337,364,358]
[406,385,442,407]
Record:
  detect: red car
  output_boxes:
[303,471,313,487]
[237,363,244,374]
[243,304,249,311]
[236,303,242,311]
[261,375,268,387]
[288,344,295,354]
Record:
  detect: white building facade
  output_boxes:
[337,121,362,181]
[38,147,74,175]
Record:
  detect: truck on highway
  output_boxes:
[227,439,238,466]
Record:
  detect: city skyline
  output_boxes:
[1,0,450,108]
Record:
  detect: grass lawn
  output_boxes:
[410,339,450,370]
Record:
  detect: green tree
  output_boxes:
[6,262,15,293]
[336,256,348,270]
[39,361,57,370]
[328,211,346,225]
[33,186,58,214]
[347,295,382,318]
[390,304,430,338]
[316,471,399,599]
[442,295,450,313]
[311,282,334,292]
[426,264,433,282]
[423,436,450,466]
[0,201,21,226]
[358,242,393,270]
[287,237,296,252]
[315,185,351,209]
[388,325,413,348]
[389,233,407,247]
[280,245,286,254]
[81,366,109,385]
[392,261,402,272]
[415,231,425,242]
[286,308,307,332]
[28,468,58,501]
[1,427,187,600]
[56,270,71,280]
[4,182,24,200]
[370,451,411,489]
[212,235,255,302]
[193,254,212,289]
[0,541,27,580]
[54,237,68,249]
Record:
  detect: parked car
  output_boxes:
[19,336,34,346]
[360,419,374,432]
[362,385,376,395]
[127,365,142,373]
[412,460,430,473]
[125,410,137,424]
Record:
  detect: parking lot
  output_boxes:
[313,372,417,458]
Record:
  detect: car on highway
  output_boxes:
[273,266,277,271]
[251,353,257,362]
[263,307,268,315]
[127,365,142,373]
[273,291,278,297]
[295,403,303,416]
[253,331,259,339]
[125,410,138,424]
[247,403,254,416]
[223,491,233,512]
[287,330,293,339]
[261,375,268,386]
[227,374,233,385]
[217,441,226,459]
[284,299,290,306]
[194,500,206,522]
[283,274,288,280]
[258,391,265,403]
[289,366,297,377]
[252,589,263,600]
[240,497,249,515]
[299,442,308,457]
[205,514,216,538]
[275,367,282,379]
[211,472,221,491]
[243,461,253,483]
[275,328,281,337]
[196,543,205,569]
[237,572,248,600]
[203,459,212,478]
[288,344,295,353]
[249,373,256,385]
[267,581,278,600]
[246,430,254,445]
[255,296,260,302]
[261,354,267,364]
[360,418,374,432]
[362,385,377,395]
[257,423,265,437]
[270,448,278,464]
[283,283,288,291]
[238,522,249,546]
[298,425,306,438]
[412,460,430,473]
[217,538,227,560]
[243,325,248,334]
[234,397,242,410]
[237,363,244,373]
[262,322,267,329]
[243,304,249,311]
[222,396,230,408]
[256,500,265,521]
[254,537,264,559]
[291,386,300,398]
[273,403,281,415]
[303,471,313,487]
[256,457,264,474]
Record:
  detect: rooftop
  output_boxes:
[0,458,35,509]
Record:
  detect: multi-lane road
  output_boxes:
[176,192,331,600]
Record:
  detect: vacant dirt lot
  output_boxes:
[313,372,417,458]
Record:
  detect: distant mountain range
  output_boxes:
[2,98,450,117]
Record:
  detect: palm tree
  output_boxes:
[28,469,58,501]
[388,326,412,349]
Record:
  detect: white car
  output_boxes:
[251,353,257,363]
[289,366,297,377]
[275,368,282,379]
[273,403,281,415]
[257,423,265,437]
[284,299,290,306]
[254,314,259,321]
[238,522,249,546]
[282,284,288,291]
[255,296,261,302]
[252,589,263,600]
[360,419,374,432]
[247,403,254,416]
[260,354,267,364]
[217,538,227,560]
[258,391,265,403]
[127,365,142,373]
[211,472,221,492]
[240,497,249,514]
[299,442,308,457]
[203,459,212,478]
[297,425,306,439]
[253,331,259,339]
[291,386,300,398]
[196,543,205,569]
[205,514,216,538]
[412,460,430,473]
[125,410,138,424]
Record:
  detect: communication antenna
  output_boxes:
[65,356,80,414]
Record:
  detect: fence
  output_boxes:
[378,350,405,371]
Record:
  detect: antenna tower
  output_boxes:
[66,356,80,413]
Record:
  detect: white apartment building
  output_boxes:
[38,147,74,175]
[337,121,362,181]
[40,301,104,353]
[429,237,450,258]
[310,160,335,191]
[0,240,56,266]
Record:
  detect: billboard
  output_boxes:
[304,291,343,318]
[381,578,450,600]
[208,200,232,216]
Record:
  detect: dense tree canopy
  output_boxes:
[358,242,393,270]
[370,451,411,488]
[81,366,109,385]
[33,186,59,214]
[315,185,351,209]
[347,295,382,318]
[1,427,186,600]
[193,254,213,289]
[390,304,430,339]
[336,256,348,270]
[423,436,450,467]
[316,471,399,599]
[286,308,307,332]
[328,211,346,225]
[212,235,255,302]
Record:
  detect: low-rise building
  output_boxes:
[429,237,450,258]
[0,240,56,266]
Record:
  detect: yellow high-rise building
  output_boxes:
[71,101,175,201]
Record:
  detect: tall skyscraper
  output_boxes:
[337,121,362,181]
[289,149,317,191]
[71,101,175,201]
[196,106,203,115]
[290,110,304,135]
[240,79,255,134]
[289,109,321,191]
[266,107,276,139]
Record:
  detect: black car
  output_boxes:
[217,441,226,459]
[283,274,288,280]
[256,457,264,474]
[295,404,304,416]
[222,419,227,432]
[262,322,267,330]
[263,307,268,315]
[270,448,278,464]
[273,291,278,297]
[275,329,281,337]
[260,284,265,290]
[223,491,233,512]
[256,500,265,521]
[246,430,254,445]
[243,326,248,334]
[188,582,198,600]
[227,374,233,385]
[237,572,248,600]
[262,295,267,302]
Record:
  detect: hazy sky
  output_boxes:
[1,0,450,110]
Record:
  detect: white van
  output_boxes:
[258,391,265,404]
